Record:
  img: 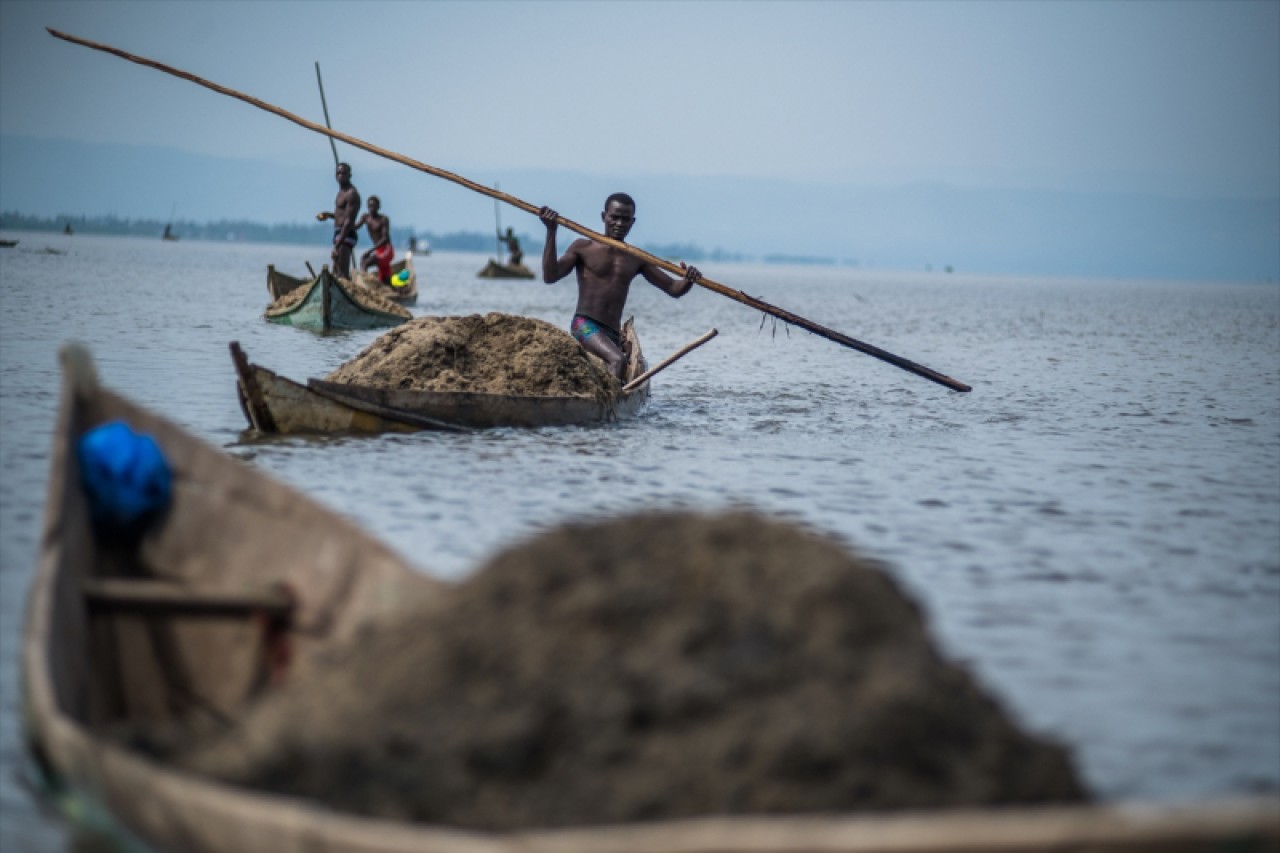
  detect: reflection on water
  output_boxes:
[2,234,1278,850]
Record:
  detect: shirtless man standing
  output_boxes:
[315,162,360,279]
[539,193,701,380]
[357,195,394,283]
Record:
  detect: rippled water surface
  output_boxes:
[2,233,1278,850]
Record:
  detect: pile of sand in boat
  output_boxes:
[326,313,621,398]
[156,510,1088,831]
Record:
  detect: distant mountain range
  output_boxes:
[2,134,1276,282]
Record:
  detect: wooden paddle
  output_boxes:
[623,329,718,392]
[49,28,971,393]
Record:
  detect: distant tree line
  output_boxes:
[1,211,464,250]
[0,211,747,262]
[763,253,837,266]
[641,242,747,263]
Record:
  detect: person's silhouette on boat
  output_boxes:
[316,162,361,279]
[356,196,394,284]
[500,227,523,267]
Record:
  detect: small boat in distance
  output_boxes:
[476,259,535,280]
[264,266,410,333]
[479,183,531,279]
[0,239,17,248]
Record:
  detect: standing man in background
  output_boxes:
[316,162,360,279]
[500,227,524,267]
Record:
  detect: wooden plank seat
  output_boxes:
[83,578,295,621]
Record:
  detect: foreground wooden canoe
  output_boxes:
[355,254,420,306]
[264,267,410,332]
[22,344,1280,852]
[476,258,535,279]
[231,318,650,434]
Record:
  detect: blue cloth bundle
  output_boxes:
[77,420,172,532]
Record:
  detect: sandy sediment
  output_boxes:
[324,313,619,397]
[175,510,1089,831]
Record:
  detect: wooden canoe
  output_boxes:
[476,258,535,279]
[264,266,410,333]
[22,344,1280,852]
[354,253,420,306]
[231,318,650,434]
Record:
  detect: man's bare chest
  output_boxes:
[580,248,642,282]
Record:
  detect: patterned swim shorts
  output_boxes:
[570,314,621,347]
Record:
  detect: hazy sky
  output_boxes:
[3,0,1277,201]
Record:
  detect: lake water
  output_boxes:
[2,232,1278,851]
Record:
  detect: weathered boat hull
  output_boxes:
[22,344,449,853]
[306,377,646,429]
[230,342,426,435]
[232,319,649,434]
[22,344,1280,853]
[264,268,409,332]
[476,259,535,279]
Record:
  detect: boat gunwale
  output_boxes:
[305,377,643,409]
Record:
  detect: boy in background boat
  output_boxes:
[539,193,701,380]
[356,196,395,284]
[315,162,360,279]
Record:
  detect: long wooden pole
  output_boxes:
[314,61,339,168]
[49,27,971,393]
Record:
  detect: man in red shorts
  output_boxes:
[357,195,394,283]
